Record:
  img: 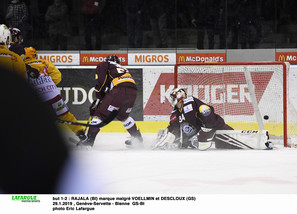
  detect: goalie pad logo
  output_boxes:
[182,122,197,137]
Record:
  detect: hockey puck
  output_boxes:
[263,115,269,120]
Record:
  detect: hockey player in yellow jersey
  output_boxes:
[0,24,27,77]
[24,47,62,84]
[24,46,87,142]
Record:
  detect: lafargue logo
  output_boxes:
[12,195,40,202]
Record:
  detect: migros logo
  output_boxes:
[135,54,169,63]
[39,55,73,63]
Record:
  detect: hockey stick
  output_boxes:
[56,110,118,128]
[67,116,92,144]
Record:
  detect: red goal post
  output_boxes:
[174,61,294,147]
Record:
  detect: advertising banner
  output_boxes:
[176,72,273,117]
[276,52,297,64]
[80,53,128,65]
[142,66,175,121]
[57,67,143,120]
[38,52,80,65]
[128,53,176,65]
[176,53,226,64]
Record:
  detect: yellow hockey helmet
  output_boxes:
[25,46,37,59]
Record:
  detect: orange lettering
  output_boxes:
[50,55,55,63]
[164,55,169,62]
[56,55,61,63]
[135,55,142,63]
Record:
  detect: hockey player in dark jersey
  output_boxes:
[154,87,233,150]
[77,55,143,148]
[8,28,25,56]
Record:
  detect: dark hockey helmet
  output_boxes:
[106,55,120,64]
[9,27,23,44]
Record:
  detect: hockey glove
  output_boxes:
[26,64,40,79]
[89,99,100,116]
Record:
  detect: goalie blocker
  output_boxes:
[153,129,273,150]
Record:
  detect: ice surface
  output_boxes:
[64,132,297,194]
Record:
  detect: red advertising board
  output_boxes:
[144,72,272,116]
[80,53,128,65]
[276,52,297,64]
[176,53,226,64]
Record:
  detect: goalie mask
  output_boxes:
[169,88,187,107]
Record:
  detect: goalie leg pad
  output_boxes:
[190,135,212,150]
[215,130,271,150]
[198,141,213,150]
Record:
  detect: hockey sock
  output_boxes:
[122,117,141,137]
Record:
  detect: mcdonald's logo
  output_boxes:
[82,56,89,63]
[178,55,186,63]
[278,55,286,62]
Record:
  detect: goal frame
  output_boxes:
[174,61,289,147]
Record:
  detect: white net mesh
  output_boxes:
[175,62,297,146]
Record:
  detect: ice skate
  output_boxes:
[76,135,95,148]
[125,131,143,149]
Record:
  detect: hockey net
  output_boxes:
[175,61,297,147]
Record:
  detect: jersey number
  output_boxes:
[179,114,185,123]
[116,67,127,74]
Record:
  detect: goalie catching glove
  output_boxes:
[153,129,178,150]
